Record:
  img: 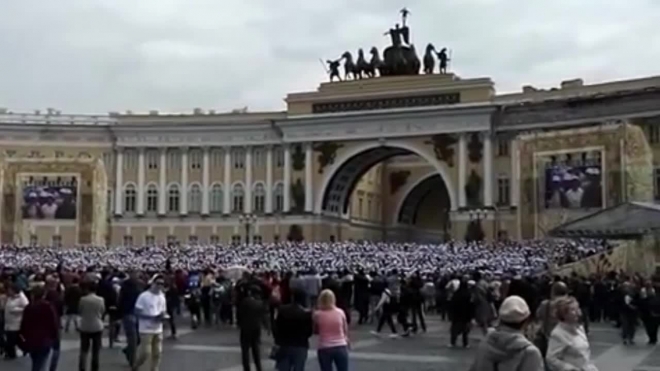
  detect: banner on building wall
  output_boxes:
[21,175,78,220]
[541,150,603,210]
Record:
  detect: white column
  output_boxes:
[283,145,291,212]
[114,149,123,216]
[244,146,252,213]
[457,134,467,208]
[223,147,231,214]
[484,133,493,207]
[265,146,273,214]
[202,147,210,215]
[510,138,519,207]
[158,149,166,215]
[180,148,188,215]
[137,148,145,215]
[304,142,313,213]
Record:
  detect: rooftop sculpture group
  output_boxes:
[325,8,451,82]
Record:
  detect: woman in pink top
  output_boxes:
[314,289,350,371]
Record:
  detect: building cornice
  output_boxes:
[276,104,495,142]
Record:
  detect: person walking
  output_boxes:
[546,296,599,371]
[314,289,350,371]
[469,295,544,371]
[273,289,313,371]
[77,280,105,371]
[3,283,29,360]
[237,285,268,371]
[20,286,60,371]
[132,274,168,371]
[118,271,142,367]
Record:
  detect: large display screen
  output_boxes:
[21,175,78,220]
[542,150,602,209]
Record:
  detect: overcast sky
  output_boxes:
[0,0,658,114]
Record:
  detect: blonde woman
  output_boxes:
[546,297,598,371]
[314,289,350,371]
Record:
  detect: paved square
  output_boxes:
[2,316,659,371]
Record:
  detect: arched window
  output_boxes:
[124,184,136,213]
[210,183,223,213]
[274,183,284,212]
[232,184,244,212]
[188,184,202,213]
[253,183,266,213]
[168,184,180,213]
[146,184,158,212]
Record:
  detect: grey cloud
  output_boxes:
[0,0,658,113]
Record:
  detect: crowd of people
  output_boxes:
[0,239,609,275]
[0,239,658,371]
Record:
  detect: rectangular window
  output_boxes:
[145,235,155,245]
[190,149,202,170]
[209,235,220,244]
[647,125,660,144]
[253,235,263,244]
[189,235,198,244]
[167,150,180,168]
[654,168,660,200]
[147,150,159,170]
[275,147,284,168]
[123,235,133,246]
[497,139,510,157]
[232,234,241,245]
[124,150,138,170]
[103,152,114,169]
[233,148,245,169]
[167,235,177,245]
[30,234,38,246]
[52,235,62,248]
[497,175,511,206]
[211,149,224,167]
[253,148,265,168]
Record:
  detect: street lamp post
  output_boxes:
[238,213,257,244]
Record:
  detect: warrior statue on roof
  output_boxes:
[381,9,419,76]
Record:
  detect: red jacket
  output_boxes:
[20,300,59,351]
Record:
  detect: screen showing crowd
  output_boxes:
[543,151,602,209]
[21,176,78,220]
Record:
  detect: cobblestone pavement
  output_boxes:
[2,316,659,371]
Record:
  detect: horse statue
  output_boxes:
[423,43,436,74]
[367,46,384,78]
[355,49,370,79]
[341,51,359,80]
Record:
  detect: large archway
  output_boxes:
[316,140,456,216]
[396,173,451,230]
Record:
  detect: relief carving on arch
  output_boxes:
[425,134,457,167]
[314,142,344,174]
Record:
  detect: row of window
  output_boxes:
[117,183,285,214]
[111,147,286,171]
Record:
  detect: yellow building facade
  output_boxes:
[1,73,660,246]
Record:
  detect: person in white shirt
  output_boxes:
[3,284,29,359]
[132,274,168,371]
[546,296,598,371]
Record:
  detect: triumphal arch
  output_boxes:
[1,12,660,245]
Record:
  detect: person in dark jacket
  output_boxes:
[274,289,313,371]
[20,285,60,371]
[118,271,141,367]
[64,278,82,333]
[44,275,64,371]
[237,286,268,371]
[449,278,475,348]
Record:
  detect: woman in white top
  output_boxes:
[546,296,598,371]
[3,284,29,359]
